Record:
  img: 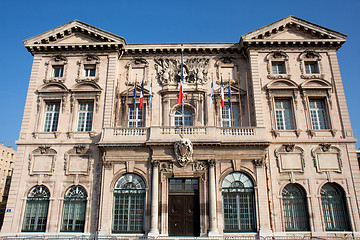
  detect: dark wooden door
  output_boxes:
[168,195,200,236]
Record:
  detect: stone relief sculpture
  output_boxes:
[155,58,209,86]
[174,138,193,167]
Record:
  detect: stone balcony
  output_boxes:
[99,126,269,146]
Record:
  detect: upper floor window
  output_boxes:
[272,61,286,74]
[44,102,60,132]
[128,106,144,127]
[222,105,239,127]
[84,64,96,77]
[53,65,64,78]
[305,61,320,74]
[275,99,294,130]
[309,99,328,130]
[174,109,193,126]
[22,185,50,232]
[77,102,93,132]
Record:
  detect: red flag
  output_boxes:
[178,81,183,105]
[178,46,184,105]
[220,76,225,108]
[139,77,144,110]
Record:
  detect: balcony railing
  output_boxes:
[100,126,268,145]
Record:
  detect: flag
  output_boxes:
[139,77,144,110]
[228,77,231,109]
[178,47,184,105]
[132,81,136,110]
[210,80,213,108]
[148,81,152,111]
[220,76,225,108]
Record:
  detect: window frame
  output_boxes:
[61,185,87,232]
[22,185,50,232]
[265,51,291,80]
[308,98,330,130]
[128,105,145,128]
[83,64,96,77]
[76,101,94,132]
[174,108,193,127]
[274,98,295,130]
[222,104,239,127]
[53,65,64,78]
[305,61,320,74]
[112,173,146,233]
[272,61,287,75]
[43,101,60,132]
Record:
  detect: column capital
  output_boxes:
[252,159,264,167]
[152,160,160,167]
[208,159,216,167]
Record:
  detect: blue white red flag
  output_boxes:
[139,77,144,110]
[228,77,231,109]
[148,81,152,111]
[132,81,136,110]
[220,77,225,108]
[210,80,213,108]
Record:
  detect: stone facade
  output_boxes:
[2,16,360,238]
[0,143,15,201]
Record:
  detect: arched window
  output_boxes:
[174,109,193,126]
[282,184,310,231]
[113,173,146,233]
[321,183,350,231]
[222,172,256,232]
[61,185,87,232]
[22,185,50,232]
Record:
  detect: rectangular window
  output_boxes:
[275,99,294,130]
[305,61,319,74]
[272,61,286,74]
[128,106,144,127]
[84,65,96,77]
[53,66,64,78]
[77,102,94,132]
[43,102,60,132]
[222,105,239,127]
[309,99,328,129]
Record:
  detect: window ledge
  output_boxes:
[308,129,336,137]
[267,74,291,80]
[75,77,99,83]
[43,77,65,83]
[271,129,300,138]
[300,73,325,79]
[67,131,97,139]
[32,132,60,139]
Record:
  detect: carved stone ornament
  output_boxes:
[155,58,209,86]
[160,162,174,172]
[193,161,208,171]
[174,138,193,167]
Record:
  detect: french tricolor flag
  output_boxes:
[139,77,144,110]
[220,76,225,108]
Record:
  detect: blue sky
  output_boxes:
[0,0,359,149]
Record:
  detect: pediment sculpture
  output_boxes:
[155,58,209,86]
[174,138,193,167]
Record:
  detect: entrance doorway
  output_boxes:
[168,178,200,236]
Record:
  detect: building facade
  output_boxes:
[2,16,360,238]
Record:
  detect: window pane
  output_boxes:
[44,103,60,132]
[222,172,256,232]
[77,102,93,131]
[309,99,328,130]
[84,65,96,77]
[275,100,293,130]
[321,184,350,231]
[53,66,64,78]
[272,62,286,74]
[305,62,319,74]
[222,105,239,127]
[128,106,144,127]
[174,109,193,126]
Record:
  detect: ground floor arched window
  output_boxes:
[321,183,350,231]
[222,172,256,232]
[22,185,50,232]
[282,184,310,231]
[61,185,87,232]
[112,173,146,233]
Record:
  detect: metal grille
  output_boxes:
[282,184,309,231]
[222,172,256,232]
[113,174,145,233]
[113,193,145,233]
[22,186,50,232]
[321,183,350,231]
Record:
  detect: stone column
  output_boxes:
[148,161,160,236]
[208,159,220,236]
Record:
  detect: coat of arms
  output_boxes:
[174,138,193,167]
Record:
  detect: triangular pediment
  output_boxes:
[24,20,126,47]
[241,16,346,43]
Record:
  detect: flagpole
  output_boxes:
[228,73,233,127]
[245,72,251,127]
[237,72,243,127]
[181,44,184,134]
[149,74,153,126]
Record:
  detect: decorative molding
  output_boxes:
[64,145,91,175]
[208,159,216,167]
[28,146,57,175]
[265,51,291,80]
[174,138,193,167]
[215,57,238,84]
[125,58,149,86]
[193,161,208,171]
[311,144,342,173]
[43,55,68,83]
[75,54,100,83]
[159,162,173,172]
[298,50,324,80]
[275,144,305,173]
[155,58,209,86]
[252,159,264,167]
